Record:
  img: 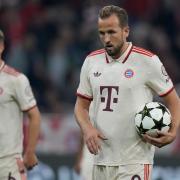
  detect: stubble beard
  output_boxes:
[105,42,124,58]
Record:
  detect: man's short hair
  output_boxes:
[99,5,128,27]
[0,30,5,42]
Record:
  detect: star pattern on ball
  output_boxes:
[137,106,154,134]
[135,102,171,136]
[152,118,167,130]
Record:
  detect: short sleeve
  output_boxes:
[14,74,37,111]
[77,58,93,100]
[146,55,174,97]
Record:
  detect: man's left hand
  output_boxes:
[23,152,38,170]
[143,131,176,148]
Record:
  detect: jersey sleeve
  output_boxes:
[76,57,93,100]
[13,74,37,111]
[146,55,174,97]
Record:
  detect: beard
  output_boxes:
[105,42,124,58]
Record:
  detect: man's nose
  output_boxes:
[104,34,110,43]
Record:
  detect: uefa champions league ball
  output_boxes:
[135,102,171,137]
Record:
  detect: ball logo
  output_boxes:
[124,69,134,78]
[0,87,3,95]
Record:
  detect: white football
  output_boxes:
[135,102,171,137]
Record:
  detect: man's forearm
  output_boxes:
[75,105,92,133]
[25,107,41,154]
[168,99,180,135]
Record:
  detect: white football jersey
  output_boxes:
[77,42,174,165]
[0,61,36,158]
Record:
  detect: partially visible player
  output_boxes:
[0,30,41,179]
[74,5,180,180]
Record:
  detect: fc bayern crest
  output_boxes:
[124,69,134,78]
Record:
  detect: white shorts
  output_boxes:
[92,164,152,180]
[81,145,94,180]
[0,155,27,180]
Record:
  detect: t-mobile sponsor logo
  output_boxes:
[100,86,119,112]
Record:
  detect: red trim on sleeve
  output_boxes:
[22,105,37,112]
[2,65,21,76]
[76,93,93,101]
[159,86,174,97]
[87,49,105,57]
[132,49,154,57]
[133,46,154,56]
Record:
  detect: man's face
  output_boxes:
[98,14,129,58]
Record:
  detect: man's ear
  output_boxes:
[124,26,130,38]
[0,42,4,54]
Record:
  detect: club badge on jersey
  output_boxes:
[124,69,134,78]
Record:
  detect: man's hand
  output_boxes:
[143,130,176,148]
[23,152,38,170]
[84,126,107,155]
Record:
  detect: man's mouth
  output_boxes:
[106,44,113,47]
[106,45,113,49]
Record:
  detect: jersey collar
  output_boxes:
[0,61,5,72]
[105,42,133,64]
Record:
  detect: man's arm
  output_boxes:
[23,106,41,170]
[143,89,180,147]
[163,89,180,137]
[74,96,106,155]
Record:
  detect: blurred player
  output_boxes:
[0,30,41,179]
[74,5,180,180]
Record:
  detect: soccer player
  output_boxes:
[0,30,41,179]
[74,5,180,180]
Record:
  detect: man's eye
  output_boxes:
[99,32,105,35]
[108,31,116,34]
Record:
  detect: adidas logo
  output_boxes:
[93,72,101,77]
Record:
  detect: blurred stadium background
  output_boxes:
[0,0,180,179]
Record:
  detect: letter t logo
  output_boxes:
[100,86,119,112]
